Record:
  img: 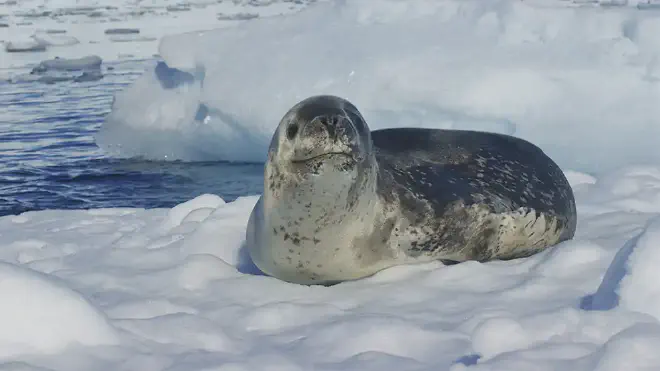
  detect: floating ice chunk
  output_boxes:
[108,35,158,43]
[0,262,118,358]
[14,10,52,19]
[216,12,259,21]
[104,28,140,35]
[20,55,104,84]
[43,29,66,34]
[167,4,191,12]
[31,55,102,73]
[32,32,79,47]
[4,39,46,53]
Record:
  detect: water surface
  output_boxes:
[0,60,264,216]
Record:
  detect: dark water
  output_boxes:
[0,59,264,217]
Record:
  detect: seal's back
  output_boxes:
[371,127,577,260]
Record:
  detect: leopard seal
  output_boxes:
[245,95,577,285]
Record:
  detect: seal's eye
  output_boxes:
[286,123,298,140]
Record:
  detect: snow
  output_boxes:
[97,0,660,174]
[0,262,118,358]
[3,172,660,369]
[6,0,660,369]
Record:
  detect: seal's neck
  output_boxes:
[266,163,380,227]
[259,158,390,283]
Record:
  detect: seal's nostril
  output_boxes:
[321,116,337,141]
[286,123,298,140]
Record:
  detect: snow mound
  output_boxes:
[0,262,118,359]
[98,0,660,174]
[164,193,225,229]
[575,166,660,214]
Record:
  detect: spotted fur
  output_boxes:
[246,95,577,285]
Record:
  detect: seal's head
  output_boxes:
[269,95,372,178]
[265,95,376,205]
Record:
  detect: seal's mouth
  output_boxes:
[291,152,354,164]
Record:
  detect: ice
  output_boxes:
[103,28,140,35]
[0,261,118,359]
[32,31,79,47]
[31,55,101,72]
[0,0,315,69]
[164,193,225,228]
[3,164,660,369]
[97,0,660,175]
[216,12,260,21]
[5,55,105,84]
[4,39,46,53]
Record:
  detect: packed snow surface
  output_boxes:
[2,166,660,370]
[98,0,660,175]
